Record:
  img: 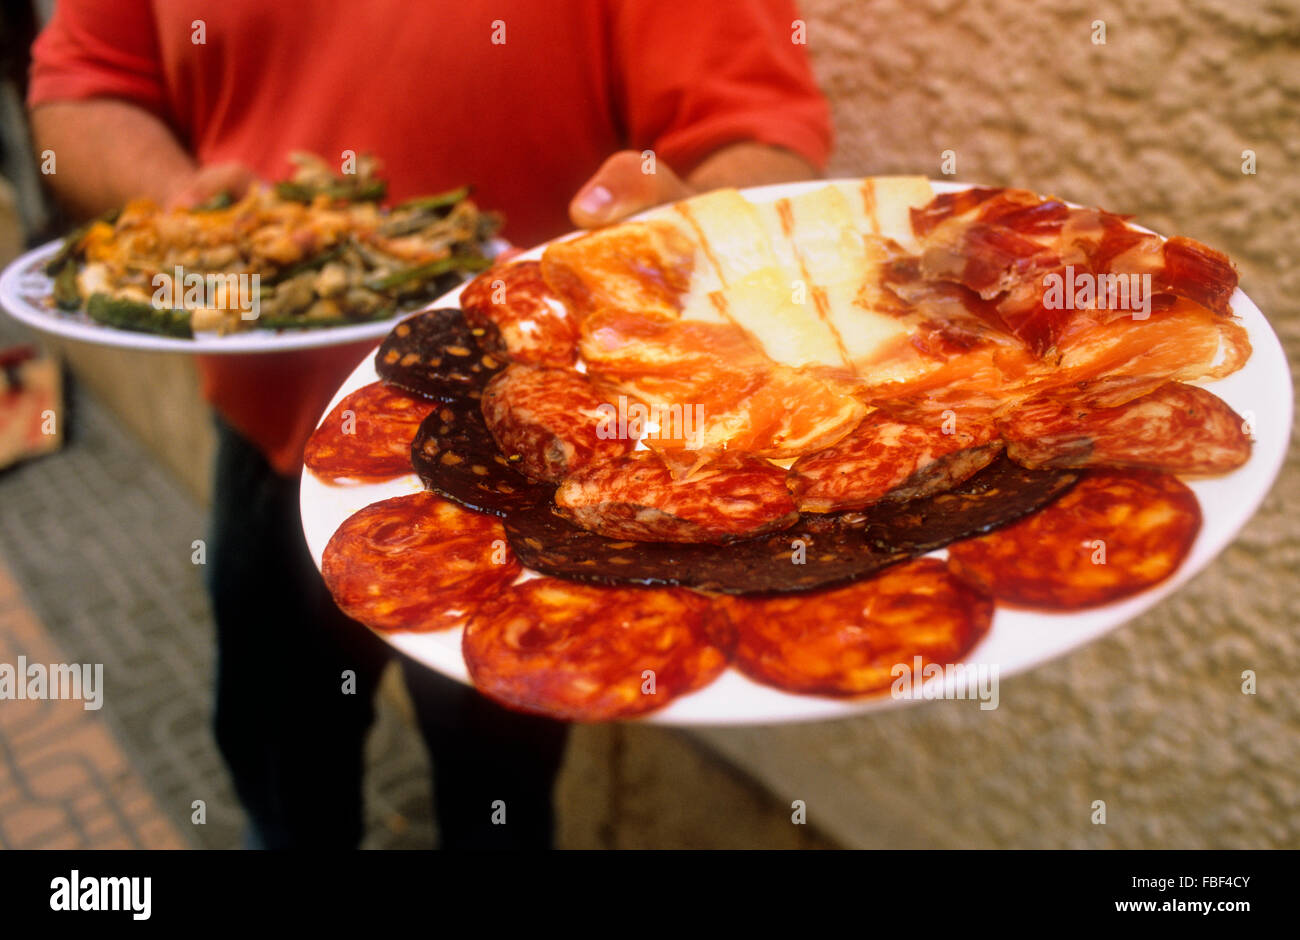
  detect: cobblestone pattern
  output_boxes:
[0,563,186,849]
[0,314,438,848]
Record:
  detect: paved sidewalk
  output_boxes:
[0,560,187,848]
[0,320,437,849]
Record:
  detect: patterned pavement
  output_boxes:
[0,320,437,849]
[0,561,187,848]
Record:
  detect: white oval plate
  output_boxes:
[0,238,507,354]
[300,180,1293,726]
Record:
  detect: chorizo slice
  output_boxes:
[305,382,435,482]
[374,308,507,401]
[410,397,552,516]
[998,382,1251,474]
[480,363,633,483]
[946,470,1201,609]
[322,492,520,632]
[790,409,1003,513]
[717,558,993,696]
[555,451,798,543]
[462,578,730,721]
[460,261,578,367]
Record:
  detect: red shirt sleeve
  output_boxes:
[27,0,167,117]
[610,0,831,174]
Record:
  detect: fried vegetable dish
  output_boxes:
[44,153,501,337]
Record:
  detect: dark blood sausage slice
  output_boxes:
[460,261,578,367]
[481,363,633,483]
[410,397,552,516]
[305,382,436,482]
[947,470,1201,610]
[997,381,1252,474]
[462,578,730,721]
[790,409,1003,513]
[506,456,1075,594]
[718,559,993,696]
[506,502,903,594]
[321,492,520,632]
[555,451,798,544]
[374,308,506,401]
[859,454,1079,555]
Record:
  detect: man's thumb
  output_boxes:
[569,150,692,229]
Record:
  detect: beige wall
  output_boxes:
[693,0,1300,848]
[29,0,1300,847]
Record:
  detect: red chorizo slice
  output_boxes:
[555,451,798,543]
[946,470,1201,609]
[718,558,992,696]
[460,261,578,367]
[322,491,520,632]
[790,409,1003,513]
[463,578,730,720]
[480,363,634,483]
[305,382,436,482]
[998,382,1251,474]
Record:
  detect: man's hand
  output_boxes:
[568,150,693,229]
[30,100,258,219]
[569,142,820,229]
[164,161,260,209]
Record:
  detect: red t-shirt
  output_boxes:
[29,0,831,475]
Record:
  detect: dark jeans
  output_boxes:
[206,418,568,849]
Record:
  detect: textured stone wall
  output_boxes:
[695,0,1300,848]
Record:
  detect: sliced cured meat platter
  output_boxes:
[300,179,1292,726]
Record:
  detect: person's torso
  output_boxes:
[154,0,622,245]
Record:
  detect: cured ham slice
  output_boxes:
[1045,298,1251,388]
[909,187,1243,365]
